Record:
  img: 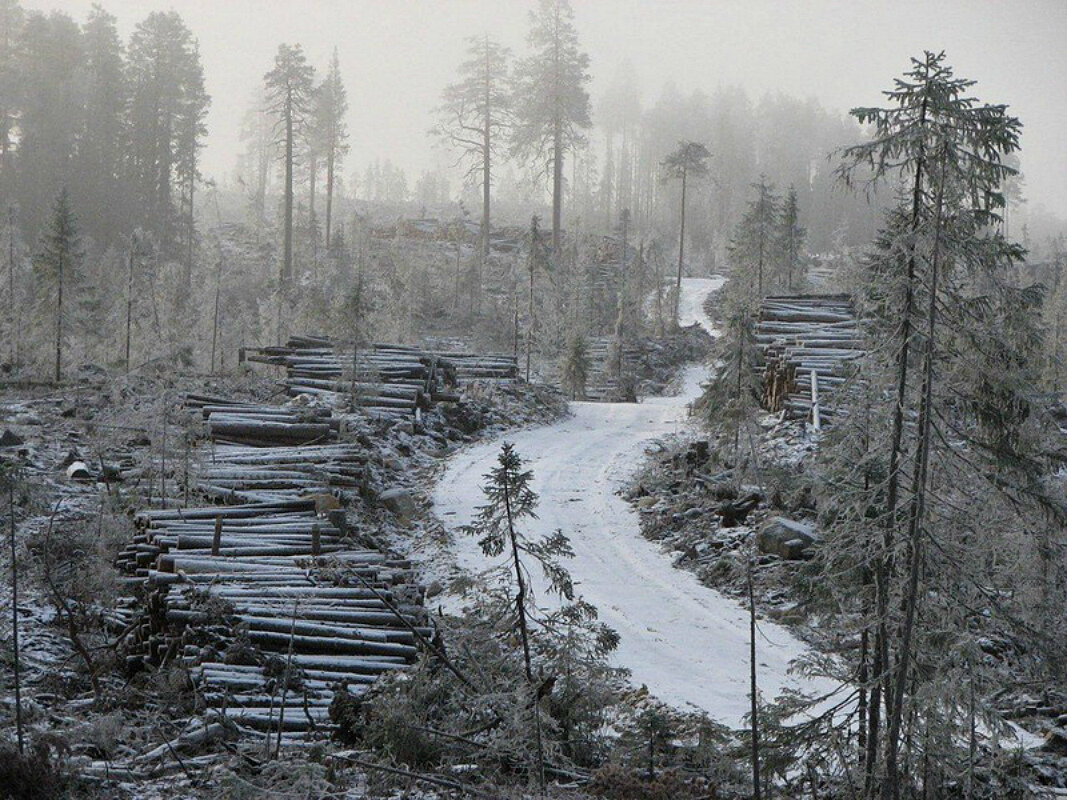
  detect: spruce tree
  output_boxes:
[127,11,208,254]
[316,48,349,251]
[560,332,589,400]
[35,188,79,382]
[831,51,1030,800]
[462,442,576,790]
[732,176,780,296]
[778,186,805,291]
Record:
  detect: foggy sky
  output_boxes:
[24,0,1067,216]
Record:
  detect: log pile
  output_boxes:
[118,393,428,738]
[243,337,517,416]
[580,337,643,401]
[754,295,864,423]
[186,394,339,447]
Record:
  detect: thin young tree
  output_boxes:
[462,441,576,790]
[559,332,590,400]
[524,215,549,383]
[264,43,315,298]
[733,176,779,296]
[3,461,23,753]
[5,204,19,369]
[512,0,591,256]
[661,140,710,323]
[779,185,805,291]
[35,188,79,383]
[434,34,511,306]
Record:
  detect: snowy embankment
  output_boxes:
[433,277,833,726]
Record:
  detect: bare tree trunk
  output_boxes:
[552,118,563,257]
[309,152,318,261]
[126,236,135,374]
[160,399,168,510]
[757,206,764,296]
[479,35,491,312]
[54,250,63,383]
[7,206,15,369]
[749,542,762,800]
[210,256,222,374]
[282,91,294,292]
[502,468,544,792]
[325,147,335,250]
[9,480,23,753]
[883,156,945,800]
[185,158,195,301]
[870,89,929,800]
[526,230,535,383]
[675,168,687,325]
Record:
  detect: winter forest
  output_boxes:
[1,0,1066,797]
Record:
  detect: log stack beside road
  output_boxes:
[754,295,864,424]
[118,389,429,741]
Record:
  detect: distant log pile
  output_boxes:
[754,295,864,424]
[243,337,517,416]
[579,337,643,402]
[118,391,428,740]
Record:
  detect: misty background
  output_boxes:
[20,0,1067,222]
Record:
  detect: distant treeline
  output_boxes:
[0,1,209,265]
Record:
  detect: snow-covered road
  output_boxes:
[433,278,827,725]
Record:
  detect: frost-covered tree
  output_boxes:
[730,176,780,296]
[661,140,710,322]
[323,50,349,251]
[829,51,1039,800]
[512,0,591,255]
[264,43,315,294]
[434,34,511,275]
[778,185,805,291]
[34,188,79,382]
[462,441,576,789]
[559,332,589,400]
[127,11,209,257]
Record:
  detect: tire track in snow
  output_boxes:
[433,278,830,725]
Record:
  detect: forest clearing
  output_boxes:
[1,0,1067,798]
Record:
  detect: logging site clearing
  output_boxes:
[3,1,1067,798]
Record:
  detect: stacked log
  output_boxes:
[754,295,864,423]
[243,338,517,415]
[117,501,424,734]
[117,393,428,738]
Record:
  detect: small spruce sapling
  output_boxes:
[462,441,575,790]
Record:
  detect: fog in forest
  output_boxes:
[18,0,1067,216]
[3,2,1067,798]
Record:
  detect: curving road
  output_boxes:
[433,278,829,725]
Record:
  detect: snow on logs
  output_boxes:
[119,500,425,734]
[755,295,864,423]
[242,337,518,416]
[117,394,429,737]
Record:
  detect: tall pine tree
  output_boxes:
[512,0,591,256]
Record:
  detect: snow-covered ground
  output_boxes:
[433,277,833,726]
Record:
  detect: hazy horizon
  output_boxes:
[23,0,1067,217]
